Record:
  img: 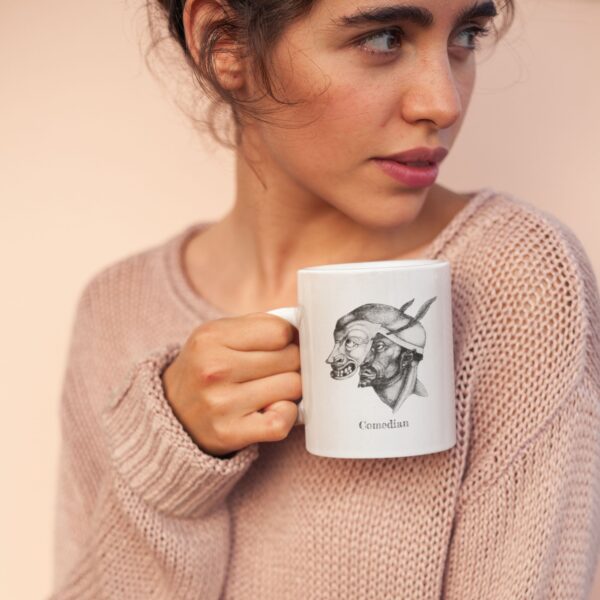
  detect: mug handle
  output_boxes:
[265,307,305,427]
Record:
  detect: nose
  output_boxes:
[400,54,463,130]
[326,347,343,364]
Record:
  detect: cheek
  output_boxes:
[332,92,384,162]
[453,64,476,111]
[313,76,386,150]
[261,70,382,169]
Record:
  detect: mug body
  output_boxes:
[297,259,456,459]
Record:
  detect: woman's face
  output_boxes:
[237,0,499,227]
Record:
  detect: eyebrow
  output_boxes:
[331,1,498,29]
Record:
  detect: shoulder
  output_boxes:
[77,237,169,311]
[454,189,595,360]
[60,228,192,415]
[68,228,184,364]
[73,221,194,322]
[452,190,599,488]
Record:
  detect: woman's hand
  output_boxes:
[161,313,302,457]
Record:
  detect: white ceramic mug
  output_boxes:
[266,259,456,459]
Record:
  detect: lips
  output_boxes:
[375,146,448,165]
[400,161,433,166]
[372,158,439,188]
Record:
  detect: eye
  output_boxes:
[353,27,405,56]
[353,24,492,57]
[453,24,492,51]
[345,339,357,349]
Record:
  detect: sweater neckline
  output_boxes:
[164,186,498,320]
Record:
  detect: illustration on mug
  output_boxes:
[325,298,436,413]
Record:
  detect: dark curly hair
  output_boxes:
[143,0,515,151]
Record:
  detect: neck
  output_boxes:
[218,153,437,298]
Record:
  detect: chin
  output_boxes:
[345,199,426,231]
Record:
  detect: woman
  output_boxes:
[50,1,600,598]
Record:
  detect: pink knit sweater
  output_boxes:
[50,187,600,599]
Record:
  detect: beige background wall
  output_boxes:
[1,0,599,597]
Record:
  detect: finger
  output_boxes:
[230,371,302,415]
[218,313,298,351]
[241,399,300,444]
[227,343,301,383]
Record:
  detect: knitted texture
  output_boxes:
[49,187,600,599]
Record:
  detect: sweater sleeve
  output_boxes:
[442,375,600,599]
[49,289,260,599]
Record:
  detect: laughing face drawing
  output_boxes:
[325,319,383,380]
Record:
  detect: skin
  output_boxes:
[181,0,496,316]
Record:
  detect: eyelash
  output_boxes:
[354,24,492,57]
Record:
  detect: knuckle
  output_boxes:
[288,344,301,368]
[274,322,293,347]
[284,371,302,398]
[192,320,220,344]
[268,412,290,440]
[203,387,230,414]
[196,360,229,386]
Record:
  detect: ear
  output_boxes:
[182,0,245,91]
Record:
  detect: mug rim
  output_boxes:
[298,259,448,273]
